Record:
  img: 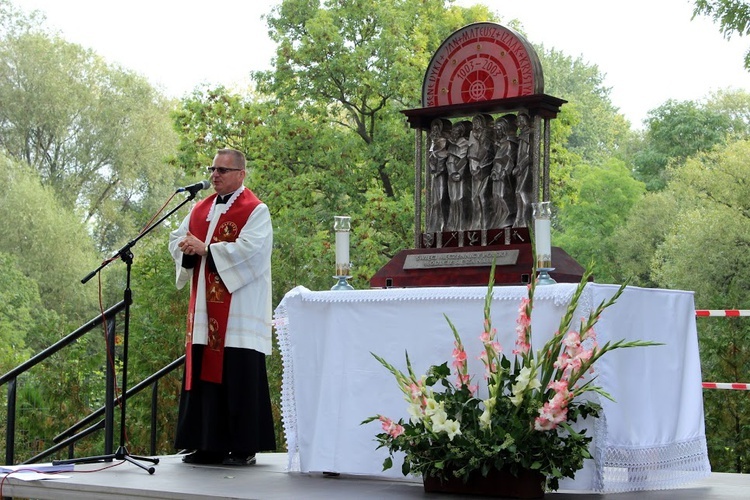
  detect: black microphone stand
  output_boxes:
[54,188,202,474]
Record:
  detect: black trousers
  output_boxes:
[174,345,276,455]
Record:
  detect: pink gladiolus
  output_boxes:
[534,416,556,431]
[379,415,405,438]
[554,352,571,370]
[513,335,531,355]
[563,331,580,348]
[547,379,568,393]
[534,400,569,431]
[452,348,467,362]
[408,382,422,401]
[452,349,467,368]
[456,373,471,386]
[514,300,531,355]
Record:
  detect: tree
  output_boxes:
[553,158,646,282]
[256,0,495,198]
[704,87,750,137]
[0,252,41,372]
[693,0,750,68]
[0,3,180,251]
[609,190,681,287]
[537,47,632,164]
[632,99,734,191]
[172,1,498,290]
[0,151,101,321]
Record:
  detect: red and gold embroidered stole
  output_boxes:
[184,189,261,389]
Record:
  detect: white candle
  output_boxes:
[534,218,552,269]
[334,216,352,276]
[335,231,350,275]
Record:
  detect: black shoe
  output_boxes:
[182,450,224,465]
[222,453,256,466]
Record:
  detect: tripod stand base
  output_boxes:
[53,446,159,474]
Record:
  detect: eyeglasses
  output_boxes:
[207,166,244,174]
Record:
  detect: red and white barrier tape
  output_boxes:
[702,382,750,390]
[696,310,750,317]
[694,312,749,389]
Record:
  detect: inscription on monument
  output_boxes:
[403,249,519,269]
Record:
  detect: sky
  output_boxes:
[11,0,750,129]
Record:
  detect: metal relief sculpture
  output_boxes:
[425,113,538,233]
[513,112,534,228]
[445,120,472,231]
[468,114,496,230]
[401,22,566,248]
[489,114,518,228]
[426,119,452,233]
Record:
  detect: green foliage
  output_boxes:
[650,142,750,298]
[609,191,680,287]
[693,0,750,68]
[640,140,750,471]
[0,13,180,252]
[256,0,496,198]
[632,99,735,191]
[0,151,100,321]
[0,252,35,371]
[554,158,646,282]
[537,47,632,163]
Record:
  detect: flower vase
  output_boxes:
[422,466,545,499]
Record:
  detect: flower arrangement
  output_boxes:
[362,263,659,493]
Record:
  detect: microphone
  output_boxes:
[176,180,211,194]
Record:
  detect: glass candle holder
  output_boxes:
[332,216,354,290]
[532,202,556,285]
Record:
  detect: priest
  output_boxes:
[168,148,276,466]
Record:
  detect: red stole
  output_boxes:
[184,189,261,389]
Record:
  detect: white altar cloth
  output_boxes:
[274,283,711,492]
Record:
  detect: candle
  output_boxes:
[334,216,351,276]
[532,202,552,269]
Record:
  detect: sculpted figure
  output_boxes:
[445,120,472,231]
[467,114,495,230]
[426,118,452,233]
[489,114,518,228]
[513,112,534,228]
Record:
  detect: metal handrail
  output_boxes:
[1,301,183,466]
[53,356,185,445]
[0,301,127,386]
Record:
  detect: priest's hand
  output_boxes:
[178,231,208,257]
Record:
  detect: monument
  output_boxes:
[370,22,585,287]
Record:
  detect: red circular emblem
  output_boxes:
[422,23,544,108]
[218,221,239,241]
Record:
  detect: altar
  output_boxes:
[274,283,711,493]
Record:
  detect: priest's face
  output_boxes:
[210,153,246,196]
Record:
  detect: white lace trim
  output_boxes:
[205,186,245,221]
[273,296,299,472]
[595,436,711,492]
[287,282,588,308]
